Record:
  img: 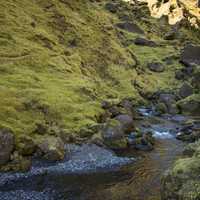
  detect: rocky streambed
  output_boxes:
[0,108,198,200]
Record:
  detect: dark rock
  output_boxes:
[163,30,177,40]
[147,62,165,72]
[134,37,157,47]
[175,70,186,80]
[105,2,118,13]
[116,22,144,34]
[180,44,200,66]
[179,82,193,99]
[114,114,134,134]
[101,100,112,109]
[0,128,15,166]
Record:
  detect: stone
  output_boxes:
[116,22,144,34]
[17,135,36,156]
[179,82,193,99]
[180,44,200,66]
[105,2,118,13]
[114,114,134,134]
[134,37,157,47]
[0,128,15,166]
[37,136,66,161]
[147,62,165,72]
[101,119,128,150]
[178,99,200,115]
[192,72,200,90]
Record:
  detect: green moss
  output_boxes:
[0,0,199,140]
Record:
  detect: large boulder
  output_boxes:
[37,136,66,161]
[180,44,200,66]
[0,128,15,166]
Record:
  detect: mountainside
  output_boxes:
[0,0,200,174]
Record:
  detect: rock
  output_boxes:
[161,140,200,200]
[90,133,104,147]
[114,114,134,134]
[105,2,118,13]
[178,98,200,115]
[147,62,165,72]
[163,30,177,40]
[0,151,31,172]
[155,103,168,115]
[17,136,36,156]
[175,70,186,80]
[192,72,200,90]
[128,131,154,151]
[179,82,193,99]
[108,106,126,118]
[34,123,47,135]
[134,37,157,47]
[156,92,179,114]
[180,44,200,66]
[116,22,144,34]
[0,128,15,166]
[101,119,128,150]
[37,137,66,161]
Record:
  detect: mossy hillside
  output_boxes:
[0,0,140,137]
[0,0,199,140]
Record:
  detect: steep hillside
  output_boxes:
[0,0,200,171]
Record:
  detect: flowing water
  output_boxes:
[0,110,188,200]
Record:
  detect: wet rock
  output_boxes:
[37,136,66,161]
[116,22,144,34]
[147,62,165,72]
[175,70,186,80]
[180,44,200,66]
[179,82,193,99]
[0,128,15,166]
[128,131,154,151]
[134,37,157,47]
[17,135,36,156]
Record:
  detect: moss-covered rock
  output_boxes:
[162,140,200,200]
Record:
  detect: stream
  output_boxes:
[0,109,189,200]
